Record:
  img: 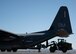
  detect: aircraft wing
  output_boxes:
[0,29,19,41]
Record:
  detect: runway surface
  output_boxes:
[0,49,76,54]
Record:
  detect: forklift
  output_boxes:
[49,39,72,53]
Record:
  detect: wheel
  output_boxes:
[38,49,41,52]
[61,47,67,53]
[62,48,67,53]
[7,49,11,52]
[12,49,17,52]
[1,49,5,52]
[49,47,56,53]
[49,48,55,52]
[60,46,67,53]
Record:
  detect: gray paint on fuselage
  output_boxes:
[21,30,48,37]
[26,33,45,36]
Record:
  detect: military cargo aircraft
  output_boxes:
[0,6,73,52]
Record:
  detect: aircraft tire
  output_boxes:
[12,49,17,52]
[7,49,11,52]
[49,47,56,53]
[1,49,5,52]
[62,48,67,53]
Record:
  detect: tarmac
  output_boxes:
[0,49,76,54]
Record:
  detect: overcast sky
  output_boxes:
[0,0,76,49]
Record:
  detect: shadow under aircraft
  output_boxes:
[0,6,73,53]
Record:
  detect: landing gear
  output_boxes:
[0,49,17,52]
[7,49,11,52]
[12,49,17,52]
[37,44,41,52]
[38,49,41,52]
[1,49,6,52]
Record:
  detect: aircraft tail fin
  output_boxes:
[49,6,73,37]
